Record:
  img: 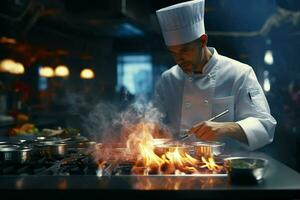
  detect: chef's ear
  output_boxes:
[200,34,208,48]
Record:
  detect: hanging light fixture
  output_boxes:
[10,62,25,74]
[55,65,70,77]
[0,59,25,74]
[80,68,95,79]
[39,66,54,78]
[0,59,16,72]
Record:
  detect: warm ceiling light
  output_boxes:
[80,68,95,79]
[10,62,25,74]
[0,59,16,72]
[39,66,54,78]
[55,65,69,77]
[0,59,25,74]
[0,37,16,44]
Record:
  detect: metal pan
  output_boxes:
[192,141,225,158]
[0,145,32,164]
[34,141,67,159]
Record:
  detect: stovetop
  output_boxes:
[0,152,227,177]
[0,138,227,177]
[0,149,98,176]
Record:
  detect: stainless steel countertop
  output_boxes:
[0,152,299,199]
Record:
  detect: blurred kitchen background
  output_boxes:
[0,0,299,172]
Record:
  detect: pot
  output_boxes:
[65,137,96,149]
[0,145,31,164]
[34,141,67,159]
[192,141,225,158]
[154,142,193,157]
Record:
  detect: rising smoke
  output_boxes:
[82,95,171,144]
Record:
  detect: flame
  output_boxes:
[125,122,222,175]
[96,161,107,177]
[95,121,224,175]
[162,150,198,174]
[200,157,223,172]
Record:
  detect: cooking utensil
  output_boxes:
[34,141,67,159]
[223,156,268,184]
[0,145,32,164]
[165,109,229,144]
[192,141,225,158]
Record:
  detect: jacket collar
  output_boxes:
[202,47,218,74]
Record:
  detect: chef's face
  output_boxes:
[167,38,202,75]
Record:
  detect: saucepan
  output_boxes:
[34,140,67,159]
[0,145,32,164]
[192,141,225,158]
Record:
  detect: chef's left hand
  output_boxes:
[190,121,248,144]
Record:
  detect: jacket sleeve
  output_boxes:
[235,68,277,151]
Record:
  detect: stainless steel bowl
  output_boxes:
[192,141,225,158]
[223,157,268,184]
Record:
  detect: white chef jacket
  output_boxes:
[154,47,277,151]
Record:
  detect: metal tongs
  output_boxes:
[167,109,229,144]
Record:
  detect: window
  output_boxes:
[38,66,48,91]
[117,55,153,100]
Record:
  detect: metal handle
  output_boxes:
[207,109,229,122]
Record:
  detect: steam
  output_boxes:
[82,96,172,164]
[86,101,170,142]
[83,102,120,142]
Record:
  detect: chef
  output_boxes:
[154,0,277,151]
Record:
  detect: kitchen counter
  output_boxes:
[0,153,299,200]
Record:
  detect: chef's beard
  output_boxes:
[184,65,196,76]
[183,69,193,76]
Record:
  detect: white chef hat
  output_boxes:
[156,0,205,46]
